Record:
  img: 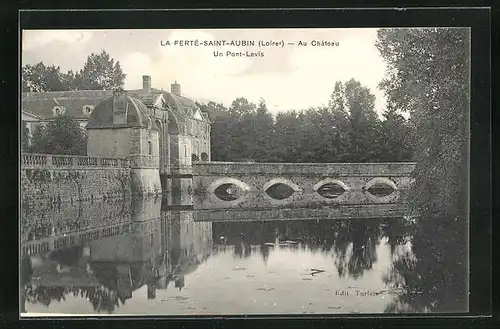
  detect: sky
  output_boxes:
[22,28,389,116]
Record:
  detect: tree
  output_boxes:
[22,63,69,92]
[30,124,46,153]
[227,97,257,160]
[22,50,125,92]
[274,110,303,162]
[80,50,126,90]
[21,122,30,152]
[376,27,470,310]
[229,97,256,118]
[201,80,415,163]
[197,101,233,161]
[61,70,84,91]
[243,99,277,162]
[328,79,382,162]
[377,105,415,161]
[376,27,469,220]
[30,117,87,155]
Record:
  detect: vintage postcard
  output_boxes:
[20,26,470,316]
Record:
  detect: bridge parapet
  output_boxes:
[193,161,416,176]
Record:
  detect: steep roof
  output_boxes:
[128,87,209,125]
[127,90,166,108]
[86,94,159,130]
[21,86,210,124]
[21,90,114,120]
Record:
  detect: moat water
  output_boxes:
[20,197,468,316]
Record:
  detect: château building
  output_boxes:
[21,75,212,167]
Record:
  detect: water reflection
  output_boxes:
[211,219,386,281]
[21,198,212,314]
[20,197,467,315]
[381,216,468,313]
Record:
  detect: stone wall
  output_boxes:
[21,154,132,209]
[87,128,140,158]
[131,166,162,196]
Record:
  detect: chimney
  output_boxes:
[171,81,181,96]
[112,90,128,125]
[143,75,151,93]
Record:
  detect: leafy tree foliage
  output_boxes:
[377,105,415,162]
[22,50,125,92]
[29,116,87,155]
[376,28,470,311]
[199,79,414,163]
[197,101,235,161]
[22,63,69,92]
[80,51,126,90]
[376,27,469,223]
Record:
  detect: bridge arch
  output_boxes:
[363,177,399,203]
[207,177,254,207]
[313,178,350,200]
[263,178,302,193]
[262,178,302,203]
[208,177,253,194]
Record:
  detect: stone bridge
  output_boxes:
[191,162,416,218]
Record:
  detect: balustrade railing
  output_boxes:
[21,153,130,169]
[22,154,48,167]
[52,156,74,167]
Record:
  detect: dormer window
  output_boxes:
[83,105,94,116]
[53,106,65,116]
[194,108,204,121]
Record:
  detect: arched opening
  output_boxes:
[148,141,153,155]
[201,152,209,161]
[191,154,199,162]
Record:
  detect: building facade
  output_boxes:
[21,75,212,172]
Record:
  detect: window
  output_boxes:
[148,141,153,155]
[83,105,94,116]
[53,106,65,116]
